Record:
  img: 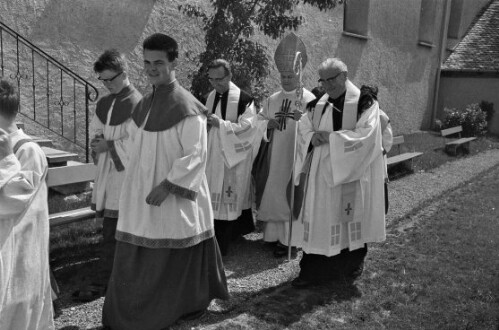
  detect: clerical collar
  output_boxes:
[114,84,133,97]
[282,88,297,95]
[153,79,178,94]
[95,84,140,126]
[327,91,346,104]
[133,79,202,132]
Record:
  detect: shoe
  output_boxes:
[291,277,315,288]
[348,266,364,280]
[273,244,296,258]
[71,283,106,302]
[180,309,206,321]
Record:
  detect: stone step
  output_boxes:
[49,206,95,228]
[33,138,53,148]
[47,160,96,195]
[41,146,79,167]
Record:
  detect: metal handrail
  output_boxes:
[0,20,99,162]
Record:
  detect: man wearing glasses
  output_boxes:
[291,58,388,287]
[74,49,142,302]
[204,59,259,256]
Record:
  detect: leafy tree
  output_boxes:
[178,0,343,104]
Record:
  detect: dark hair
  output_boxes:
[358,85,379,118]
[93,49,128,73]
[207,59,231,76]
[143,33,178,62]
[0,79,19,119]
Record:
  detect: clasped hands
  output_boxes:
[90,135,108,154]
[311,130,329,147]
[206,113,220,128]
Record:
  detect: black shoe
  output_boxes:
[291,277,315,288]
[273,244,296,258]
[348,266,364,280]
[180,309,206,321]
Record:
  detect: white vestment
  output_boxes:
[256,88,316,243]
[89,102,131,218]
[0,129,54,330]
[292,81,386,256]
[205,82,259,220]
[116,82,214,248]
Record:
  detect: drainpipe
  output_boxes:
[430,0,451,130]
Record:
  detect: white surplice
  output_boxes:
[256,88,316,243]
[0,129,54,330]
[292,83,386,257]
[205,82,259,221]
[116,114,214,248]
[89,102,131,218]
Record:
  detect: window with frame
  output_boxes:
[447,0,464,39]
[343,0,371,40]
[418,0,438,47]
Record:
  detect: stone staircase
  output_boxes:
[16,122,97,226]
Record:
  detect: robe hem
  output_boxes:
[301,237,385,257]
[115,229,214,249]
[91,204,119,219]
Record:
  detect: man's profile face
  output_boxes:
[280,71,299,92]
[143,49,175,87]
[97,69,126,95]
[207,66,231,94]
[318,67,347,99]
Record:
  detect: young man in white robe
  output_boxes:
[255,32,316,258]
[102,33,228,330]
[73,50,142,302]
[0,79,55,329]
[291,58,392,287]
[204,59,259,256]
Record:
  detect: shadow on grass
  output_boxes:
[181,280,362,329]
[243,280,361,326]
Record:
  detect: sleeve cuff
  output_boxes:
[106,140,125,172]
[160,179,197,201]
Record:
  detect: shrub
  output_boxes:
[442,103,488,137]
[479,100,495,122]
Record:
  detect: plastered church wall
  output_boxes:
[0,0,453,133]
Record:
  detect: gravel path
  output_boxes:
[54,149,499,330]
[388,149,499,225]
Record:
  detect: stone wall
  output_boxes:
[438,75,499,135]
[0,0,456,135]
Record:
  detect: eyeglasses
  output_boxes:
[98,72,123,83]
[207,75,227,82]
[318,71,344,84]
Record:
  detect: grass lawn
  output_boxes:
[181,164,499,330]
[49,135,499,329]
